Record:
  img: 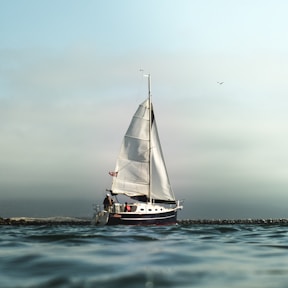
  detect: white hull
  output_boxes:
[93,202,182,226]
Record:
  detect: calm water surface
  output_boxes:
[1,223,288,287]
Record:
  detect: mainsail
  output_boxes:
[111,99,175,203]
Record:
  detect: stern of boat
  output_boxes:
[93,210,109,225]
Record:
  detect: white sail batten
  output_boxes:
[111,99,175,202]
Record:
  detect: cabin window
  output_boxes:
[148,209,152,211]
[140,208,144,211]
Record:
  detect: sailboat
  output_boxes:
[94,74,183,225]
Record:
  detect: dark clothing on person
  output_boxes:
[103,195,113,210]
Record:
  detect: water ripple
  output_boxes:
[1,224,288,287]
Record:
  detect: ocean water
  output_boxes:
[1,223,288,288]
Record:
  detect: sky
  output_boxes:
[1,0,288,219]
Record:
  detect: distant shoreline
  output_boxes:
[1,217,288,225]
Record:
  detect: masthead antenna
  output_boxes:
[139,69,151,99]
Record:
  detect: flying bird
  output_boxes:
[217,82,224,85]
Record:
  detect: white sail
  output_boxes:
[150,116,175,202]
[111,99,175,202]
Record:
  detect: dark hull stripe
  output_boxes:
[107,210,177,225]
[121,214,175,221]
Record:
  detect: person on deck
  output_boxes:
[103,193,113,211]
[124,202,131,212]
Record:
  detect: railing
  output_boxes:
[92,204,102,213]
[177,200,184,210]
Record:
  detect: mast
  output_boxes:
[147,74,152,204]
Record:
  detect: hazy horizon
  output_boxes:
[2,1,288,219]
[1,190,287,220]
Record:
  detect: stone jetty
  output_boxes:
[0,217,91,226]
[1,217,288,226]
[178,218,288,225]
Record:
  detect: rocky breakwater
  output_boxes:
[2,217,288,226]
[178,219,288,225]
[0,217,91,226]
